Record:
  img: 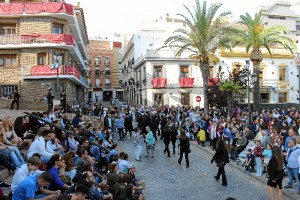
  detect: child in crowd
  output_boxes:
[197,126,206,146]
[244,149,254,174]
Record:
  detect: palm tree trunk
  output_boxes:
[200,62,210,114]
[228,92,233,117]
[250,48,263,113]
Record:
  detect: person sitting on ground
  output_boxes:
[63,152,77,181]
[82,170,113,200]
[2,116,23,147]
[111,173,128,200]
[47,129,65,155]
[0,119,25,168]
[231,133,247,159]
[46,154,71,192]
[107,162,119,191]
[11,156,43,194]
[57,184,90,200]
[244,149,254,174]
[74,148,89,177]
[12,171,60,200]
[27,129,54,163]
[118,153,131,173]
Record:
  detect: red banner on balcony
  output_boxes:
[24,3,73,15]
[179,78,194,87]
[21,34,75,46]
[152,78,167,88]
[0,3,23,14]
[31,65,80,79]
[208,78,219,86]
[0,2,73,15]
[31,65,62,76]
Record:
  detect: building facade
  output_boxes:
[0,0,89,104]
[86,39,122,102]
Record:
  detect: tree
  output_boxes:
[220,80,241,117]
[230,11,296,112]
[161,0,233,114]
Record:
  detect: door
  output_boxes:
[103,91,113,101]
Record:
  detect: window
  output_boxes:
[53,23,63,34]
[0,55,17,66]
[95,57,101,66]
[181,93,190,105]
[153,93,164,106]
[180,66,189,78]
[95,68,101,77]
[279,92,287,103]
[105,70,110,76]
[105,57,110,65]
[96,79,101,87]
[279,68,286,81]
[0,24,16,35]
[38,53,47,65]
[153,66,163,78]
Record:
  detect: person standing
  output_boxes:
[267,145,285,200]
[211,138,229,187]
[131,128,143,161]
[60,90,67,113]
[124,114,133,138]
[162,123,172,157]
[145,126,155,158]
[254,140,264,176]
[116,114,125,141]
[47,89,55,111]
[170,123,178,154]
[178,131,190,168]
[283,138,300,195]
[10,89,20,110]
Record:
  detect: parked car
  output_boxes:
[117,101,128,109]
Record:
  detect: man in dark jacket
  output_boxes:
[10,89,20,110]
[124,114,133,138]
[162,123,172,157]
[47,89,55,111]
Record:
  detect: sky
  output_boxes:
[74,0,300,38]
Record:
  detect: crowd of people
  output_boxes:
[0,102,300,200]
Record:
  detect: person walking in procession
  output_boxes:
[211,138,229,187]
[47,89,55,111]
[178,131,190,168]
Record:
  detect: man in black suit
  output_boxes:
[11,89,20,110]
[47,89,54,111]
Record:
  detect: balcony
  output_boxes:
[0,2,74,15]
[0,34,75,46]
[152,78,167,88]
[22,65,88,88]
[259,79,290,88]
[179,77,194,88]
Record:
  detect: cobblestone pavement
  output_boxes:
[0,109,42,121]
[118,138,295,200]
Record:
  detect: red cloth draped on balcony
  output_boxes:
[31,65,62,76]
[24,3,73,15]
[152,78,167,88]
[208,78,219,86]
[64,66,80,79]
[21,34,75,46]
[0,3,23,14]
[179,78,194,87]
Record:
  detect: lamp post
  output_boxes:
[51,53,61,100]
[239,60,258,124]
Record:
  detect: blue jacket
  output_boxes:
[286,146,300,169]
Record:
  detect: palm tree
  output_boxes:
[230,11,296,112]
[161,0,233,114]
[220,80,241,117]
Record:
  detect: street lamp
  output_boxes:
[50,53,62,100]
[239,60,257,124]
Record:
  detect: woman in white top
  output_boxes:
[2,116,22,147]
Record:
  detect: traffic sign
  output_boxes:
[196,96,201,102]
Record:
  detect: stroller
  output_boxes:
[236,140,256,166]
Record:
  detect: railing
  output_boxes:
[22,65,81,79]
[0,34,75,46]
[259,79,290,87]
[0,2,74,15]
